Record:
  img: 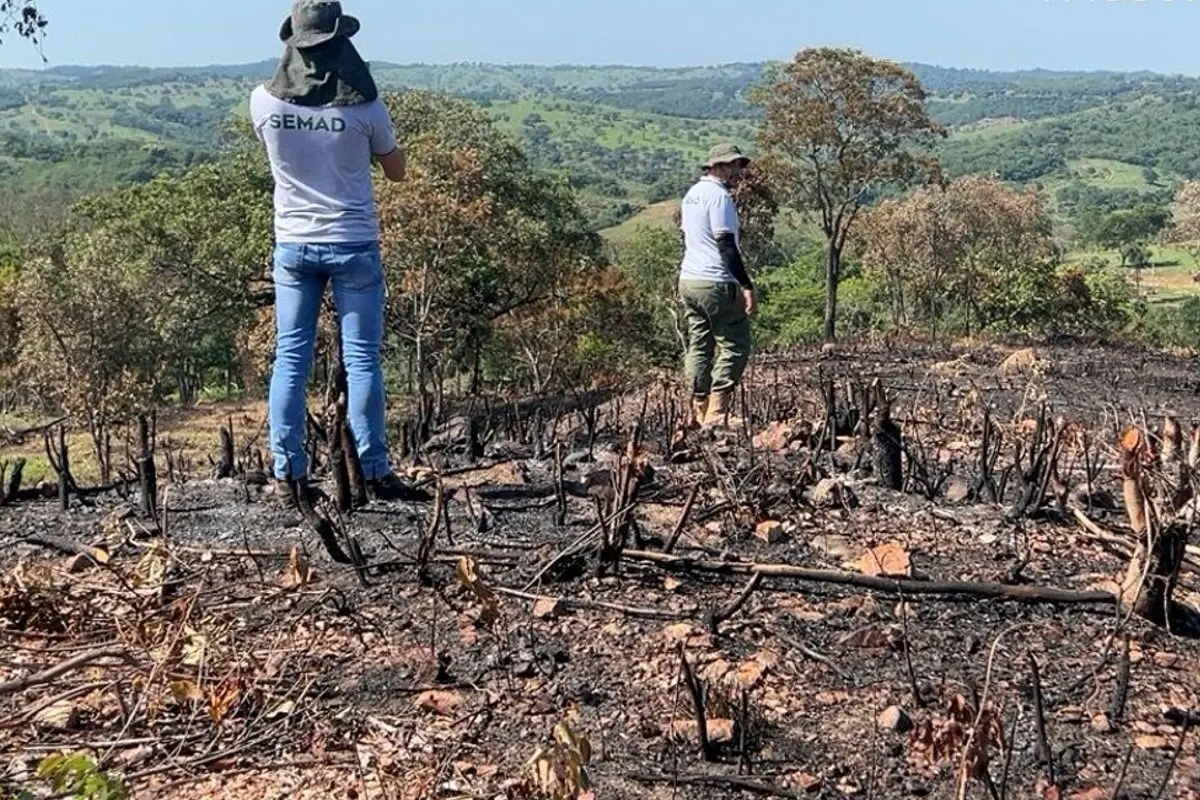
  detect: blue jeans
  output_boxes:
[269,241,391,481]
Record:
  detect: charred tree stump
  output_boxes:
[972,410,1003,503]
[137,414,157,522]
[871,381,903,491]
[595,428,645,578]
[342,421,368,508]
[216,425,235,479]
[1117,424,1194,625]
[1007,406,1063,520]
[44,427,71,511]
[3,457,24,504]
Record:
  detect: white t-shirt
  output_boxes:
[249,86,398,244]
[679,175,740,283]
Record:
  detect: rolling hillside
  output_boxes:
[2,60,1199,231]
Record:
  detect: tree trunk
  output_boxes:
[823,242,841,341]
[137,413,157,521]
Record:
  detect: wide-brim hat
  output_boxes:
[704,143,751,169]
[280,0,361,49]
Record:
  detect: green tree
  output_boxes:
[612,226,684,363]
[752,47,944,340]
[70,152,274,402]
[1084,203,1170,266]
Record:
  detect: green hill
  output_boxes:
[3,60,1200,231]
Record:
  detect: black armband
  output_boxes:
[716,232,753,290]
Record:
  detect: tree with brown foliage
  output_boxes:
[752,48,944,340]
[855,175,1074,335]
[376,92,604,410]
[1167,180,1200,265]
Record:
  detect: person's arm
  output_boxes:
[715,233,752,289]
[376,147,406,181]
[368,100,405,182]
[710,196,752,290]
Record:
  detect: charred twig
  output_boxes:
[495,587,688,620]
[679,645,716,762]
[0,648,136,695]
[1108,635,1130,724]
[623,550,1117,606]
[706,572,764,634]
[1029,653,1054,787]
[664,484,701,554]
[554,441,566,527]
[1108,743,1134,800]
[1150,719,1189,800]
[416,480,445,585]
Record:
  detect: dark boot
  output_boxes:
[367,472,433,502]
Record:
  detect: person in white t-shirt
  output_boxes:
[677,143,755,428]
[251,0,427,507]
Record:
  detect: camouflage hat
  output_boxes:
[280,0,361,49]
[704,143,751,168]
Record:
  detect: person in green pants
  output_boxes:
[677,143,755,428]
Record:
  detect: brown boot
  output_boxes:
[703,388,731,428]
[690,395,709,429]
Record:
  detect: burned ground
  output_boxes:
[2,341,1200,800]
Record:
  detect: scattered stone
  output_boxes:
[1090,712,1113,733]
[858,541,912,577]
[34,701,79,731]
[944,476,971,504]
[811,535,860,563]
[837,624,894,649]
[755,520,785,544]
[792,772,823,792]
[670,718,734,744]
[64,553,95,573]
[1057,706,1085,724]
[1135,734,1171,750]
[663,576,682,592]
[978,532,999,546]
[532,598,560,619]
[905,779,930,796]
[1153,651,1180,669]
[997,347,1046,376]
[753,421,801,452]
[415,690,465,716]
[813,478,857,509]
[877,705,913,733]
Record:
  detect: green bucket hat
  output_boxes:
[280,0,361,49]
[704,143,751,169]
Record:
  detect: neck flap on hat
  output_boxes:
[265,38,378,107]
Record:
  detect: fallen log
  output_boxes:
[623,550,1116,606]
[629,772,805,799]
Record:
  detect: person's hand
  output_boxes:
[743,288,757,316]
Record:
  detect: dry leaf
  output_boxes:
[416,689,464,716]
[170,679,203,704]
[859,541,911,577]
[731,658,767,689]
[280,546,310,588]
[455,556,499,625]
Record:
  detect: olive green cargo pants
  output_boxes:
[678,279,752,397]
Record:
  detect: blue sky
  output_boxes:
[3,0,1200,73]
